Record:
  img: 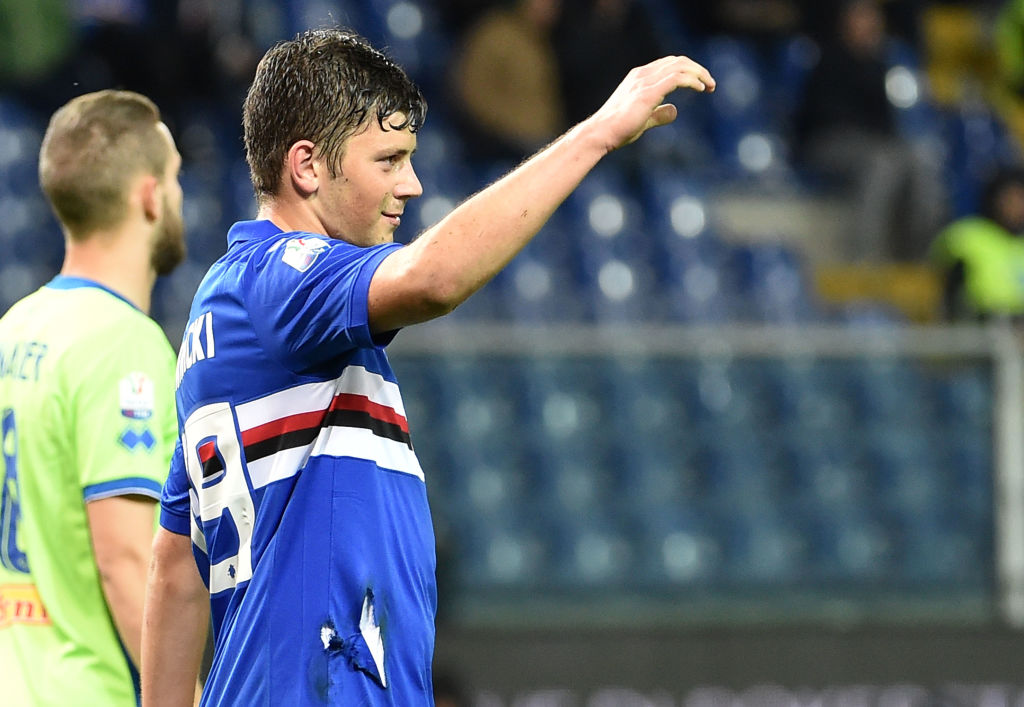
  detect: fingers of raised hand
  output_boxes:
[636,55,716,95]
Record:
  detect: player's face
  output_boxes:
[317,113,422,247]
[151,122,186,276]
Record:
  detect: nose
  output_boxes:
[395,163,423,200]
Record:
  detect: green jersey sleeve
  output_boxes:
[66,315,177,502]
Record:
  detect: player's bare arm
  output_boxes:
[87,495,158,669]
[367,55,715,333]
[142,528,210,707]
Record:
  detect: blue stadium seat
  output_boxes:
[410,120,473,192]
[932,364,993,427]
[663,258,739,323]
[936,432,993,529]
[700,36,796,177]
[518,358,612,457]
[499,255,582,322]
[638,168,712,235]
[768,35,819,128]
[784,429,868,511]
[633,506,725,588]
[181,172,228,267]
[720,505,807,585]
[728,243,818,322]
[443,444,534,520]
[151,262,210,341]
[579,251,665,323]
[451,509,550,590]
[699,433,788,507]
[0,194,60,267]
[604,357,694,445]
[942,103,1017,218]
[894,514,989,586]
[563,167,650,276]
[543,510,635,590]
[864,422,950,518]
[632,97,715,170]
[801,506,896,582]
[353,0,452,95]
[766,358,858,431]
[848,357,933,424]
[679,357,775,428]
[613,442,706,516]
[0,264,45,312]
[884,40,946,153]
[225,158,257,225]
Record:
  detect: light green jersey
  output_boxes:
[0,277,177,706]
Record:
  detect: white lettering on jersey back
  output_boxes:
[175,312,216,389]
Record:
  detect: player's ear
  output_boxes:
[286,140,319,197]
[139,174,161,223]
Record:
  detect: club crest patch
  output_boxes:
[282,237,329,273]
[119,371,154,420]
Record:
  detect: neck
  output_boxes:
[257,200,328,237]
[59,223,156,314]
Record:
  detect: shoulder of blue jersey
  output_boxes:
[278,237,331,273]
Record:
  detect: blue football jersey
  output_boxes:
[160,220,437,705]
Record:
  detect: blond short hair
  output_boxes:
[39,90,168,238]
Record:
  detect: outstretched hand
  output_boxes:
[586,55,716,152]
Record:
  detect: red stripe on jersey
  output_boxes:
[198,440,217,463]
[330,393,409,433]
[241,409,326,447]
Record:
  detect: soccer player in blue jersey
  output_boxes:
[141,27,714,706]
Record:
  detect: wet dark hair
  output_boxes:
[243,27,427,201]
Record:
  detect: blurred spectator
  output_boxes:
[993,0,1024,150]
[921,2,994,107]
[448,0,566,163]
[804,0,925,45]
[795,0,946,261]
[74,0,258,129]
[0,0,259,129]
[683,0,803,48]
[554,0,666,127]
[929,165,1024,320]
[996,0,1024,98]
[0,0,74,110]
[437,0,504,37]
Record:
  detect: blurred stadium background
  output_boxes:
[5,0,1024,704]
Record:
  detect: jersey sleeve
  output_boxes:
[159,438,192,536]
[68,317,178,503]
[246,237,403,372]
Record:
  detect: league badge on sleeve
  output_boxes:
[282,237,329,273]
[119,371,155,420]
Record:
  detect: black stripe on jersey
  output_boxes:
[242,410,413,464]
[244,426,321,464]
[327,408,413,449]
[202,455,225,478]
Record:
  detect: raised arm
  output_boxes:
[142,527,210,707]
[367,55,715,332]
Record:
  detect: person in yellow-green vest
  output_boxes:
[930,166,1024,320]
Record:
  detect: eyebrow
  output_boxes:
[378,146,417,158]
